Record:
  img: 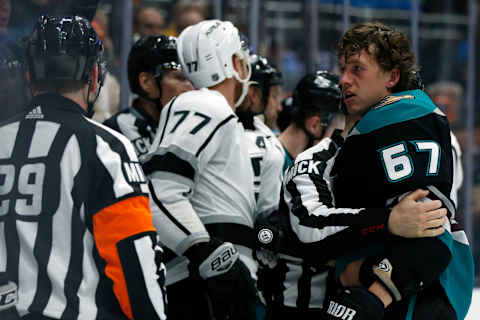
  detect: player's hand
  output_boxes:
[388,189,447,238]
[186,240,257,320]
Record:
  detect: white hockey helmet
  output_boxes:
[177,20,251,105]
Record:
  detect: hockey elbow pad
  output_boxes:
[323,287,384,320]
[359,237,452,301]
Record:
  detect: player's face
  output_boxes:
[248,86,263,114]
[264,85,283,128]
[160,69,194,105]
[339,48,392,117]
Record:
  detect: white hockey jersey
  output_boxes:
[143,88,257,284]
[243,116,285,216]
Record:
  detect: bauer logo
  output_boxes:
[258,228,274,244]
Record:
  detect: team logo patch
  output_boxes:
[375,95,414,109]
[258,228,274,244]
[376,260,391,273]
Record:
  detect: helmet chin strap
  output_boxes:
[86,80,101,118]
[235,79,250,108]
[86,64,105,118]
[233,52,252,108]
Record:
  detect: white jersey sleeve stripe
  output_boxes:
[134,236,167,320]
[43,136,81,317]
[16,220,39,317]
[0,121,19,159]
[77,205,100,320]
[0,222,5,272]
[95,135,134,198]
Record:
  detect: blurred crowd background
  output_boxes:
[1,0,480,282]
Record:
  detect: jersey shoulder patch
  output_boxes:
[354,89,441,135]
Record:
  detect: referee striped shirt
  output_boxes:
[0,94,166,320]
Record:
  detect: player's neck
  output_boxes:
[278,125,309,160]
[60,91,88,112]
[210,79,237,111]
[138,96,160,123]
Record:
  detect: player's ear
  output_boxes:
[386,67,400,90]
[304,114,320,132]
[139,71,154,93]
[250,86,262,104]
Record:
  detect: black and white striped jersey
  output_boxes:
[0,94,166,320]
[275,129,466,310]
[144,88,257,284]
[284,132,390,256]
[103,100,158,162]
[269,131,387,309]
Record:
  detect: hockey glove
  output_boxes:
[254,211,285,254]
[0,273,21,320]
[359,237,451,302]
[322,287,384,320]
[186,239,257,320]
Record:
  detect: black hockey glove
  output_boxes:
[186,239,257,320]
[254,211,285,254]
[359,237,451,302]
[0,273,21,320]
[322,287,384,320]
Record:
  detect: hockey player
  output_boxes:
[0,16,166,319]
[143,20,257,320]
[236,54,286,319]
[255,70,449,320]
[249,56,284,135]
[278,71,342,170]
[103,35,193,160]
[255,71,344,318]
[237,54,285,215]
[324,22,474,319]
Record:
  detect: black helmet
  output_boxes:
[128,35,181,97]
[250,54,283,107]
[292,70,341,115]
[26,15,105,85]
[277,96,294,132]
